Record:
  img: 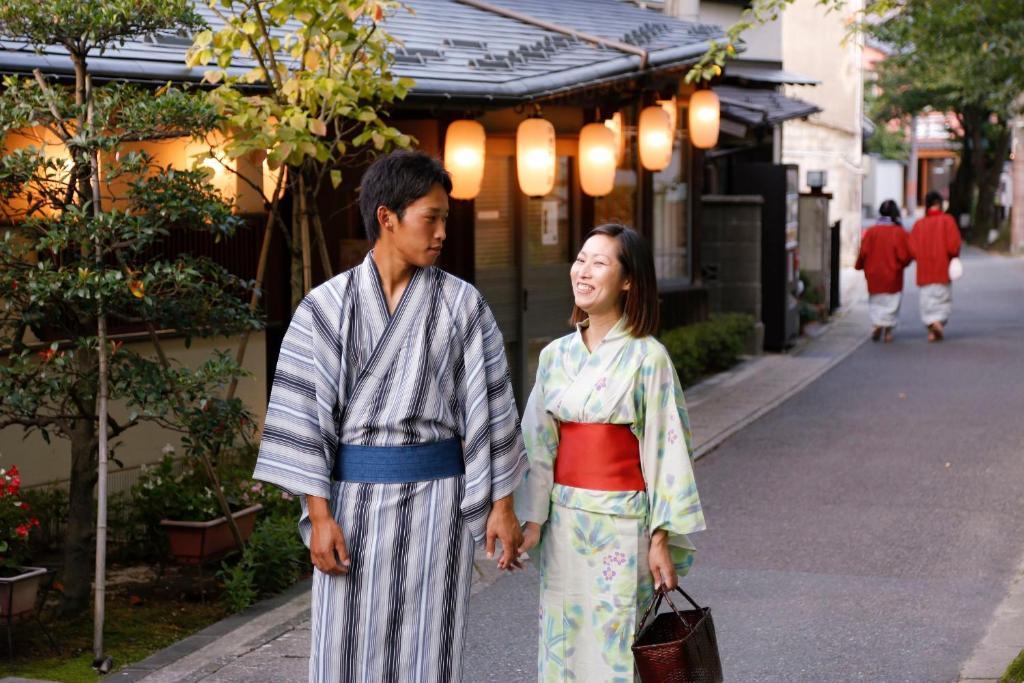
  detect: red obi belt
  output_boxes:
[554,422,645,492]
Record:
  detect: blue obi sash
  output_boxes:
[332,437,464,484]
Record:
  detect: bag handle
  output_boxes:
[633,585,705,640]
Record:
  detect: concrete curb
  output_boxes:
[959,566,1024,682]
[111,578,312,682]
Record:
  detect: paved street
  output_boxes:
[116,249,1024,683]
[466,248,1024,682]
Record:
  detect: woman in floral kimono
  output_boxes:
[516,224,706,682]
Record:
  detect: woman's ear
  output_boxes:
[622,278,632,292]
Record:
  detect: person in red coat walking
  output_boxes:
[909,192,962,342]
[856,199,912,343]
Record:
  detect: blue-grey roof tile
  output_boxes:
[0,0,725,104]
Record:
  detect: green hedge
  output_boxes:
[660,313,755,387]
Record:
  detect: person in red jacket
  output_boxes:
[856,199,912,343]
[909,191,962,342]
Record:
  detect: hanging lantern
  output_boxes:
[657,96,678,136]
[444,120,486,200]
[603,111,625,166]
[516,117,556,197]
[638,105,673,171]
[688,89,721,149]
[578,123,617,197]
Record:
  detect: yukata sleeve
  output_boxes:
[252,297,332,500]
[637,347,706,576]
[478,299,529,503]
[946,216,962,258]
[855,230,870,270]
[897,229,913,267]
[514,346,559,527]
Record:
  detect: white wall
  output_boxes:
[781,0,865,266]
[664,2,783,63]
[4,333,268,489]
[863,155,905,217]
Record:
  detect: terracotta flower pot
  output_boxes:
[160,504,262,565]
[0,566,47,620]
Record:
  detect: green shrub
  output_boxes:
[660,313,755,387]
[1003,648,1024,683]
[219,515,309,612]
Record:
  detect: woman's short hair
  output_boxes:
[925,191,944,210]
[570,224,660,337]
[358,150,452,244]
[878,199,901,225]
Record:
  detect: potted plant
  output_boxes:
[0,464,46,620]
[135,453,262,565]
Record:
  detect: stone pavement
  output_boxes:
[96,271,878,682]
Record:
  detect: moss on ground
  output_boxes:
[5,586,229,682]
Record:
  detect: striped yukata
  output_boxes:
[253,252,527,683]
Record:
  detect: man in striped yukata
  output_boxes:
[253,150,528,683]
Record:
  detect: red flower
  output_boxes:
[15,524,29,538]
[18,501,29,511]
[31,517,39,528]
[7,466,18,477]
[38,348,56,363]
[10,280,17,290]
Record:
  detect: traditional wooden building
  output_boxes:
[2,0,737,483]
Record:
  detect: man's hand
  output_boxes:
[648,529,677,590]
[518,521,542,555]
[308,495,350,575]
[486,495,524,571]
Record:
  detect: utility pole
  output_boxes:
[906,115,918,216]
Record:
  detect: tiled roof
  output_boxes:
[0,0,725,104]
[715,84,821,127]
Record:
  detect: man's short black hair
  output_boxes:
[925,191,944,209]
[358,150,452,244]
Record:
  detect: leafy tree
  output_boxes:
[0,0,262,637]
[866,0,1024,235]
[186,0,413,311]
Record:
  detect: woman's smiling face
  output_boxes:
[570,234,630,317]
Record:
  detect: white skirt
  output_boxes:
[868,292,902,328]
[919,284,953,325]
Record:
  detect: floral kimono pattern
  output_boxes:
[516,318,705,682]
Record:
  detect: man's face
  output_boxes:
[379,184,449,268]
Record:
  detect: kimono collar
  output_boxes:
[363,249,423,319]
[876,216,895,225]
[575,315,631,350]
[926,208,943,216]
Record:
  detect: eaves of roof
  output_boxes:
[0,0,727,106]
[715,84,821,127]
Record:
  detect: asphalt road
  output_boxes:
[465,248,1024,682]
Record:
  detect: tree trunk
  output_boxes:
[61,415,97,615]
[947,116,974,228]
[973,124,1012,239]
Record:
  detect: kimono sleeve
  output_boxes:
[637,347,706,574]
[478,299,529,503]
[896,228,913,267]
[252,297,332,500]
[514,346,559,527]
[945,216,962,258]
[855,229,870,271]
